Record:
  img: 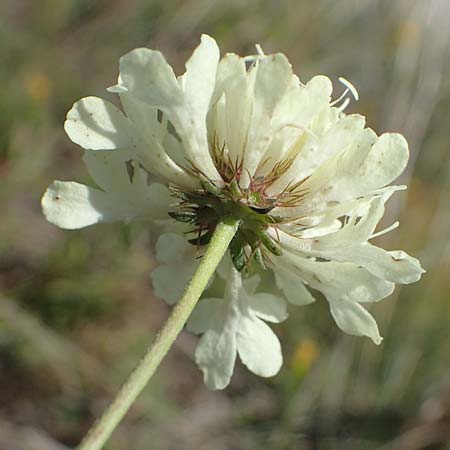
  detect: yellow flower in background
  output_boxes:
[291,339,320,374]
[24,72,51,102]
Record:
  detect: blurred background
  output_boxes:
[1,0,449,449]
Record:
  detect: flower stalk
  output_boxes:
[77,219,240,450]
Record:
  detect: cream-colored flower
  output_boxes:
[42,35,424,388]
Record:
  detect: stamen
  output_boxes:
[339,77,359,101]
[336,97,351,112]
[370,222,399,239]
[330,89,349,107]
[255,44,265,56]
[330,77,359,111]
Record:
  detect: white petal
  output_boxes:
[146,183,172,221]
[271,113,366,194]
[248,293,288,323]
[83,151,172,221]
[111,48,182,107]
[274,265,316,306]
[388,250,425,281]
[154,233,193,264]
[212,52,246,104]
[65,97,132,150]
[187,298,222,334]
[151,263,197,305]
[82,149,132,192]
[151,233,199,304]
[175,35,222,182]
[212,53,250,164]
[42,181,131,229]
[242,274,261,296]
[281,253,395,304]
[240,54,293,187]
[111,47,216,182]
[215,252,232,280]
[116,39,222,183]
[179,34,220,123]
[303,131,409,204]
[329,300,382,344]
[118,94,196,189]
[292,194,424,284]
[237,316,283,377]
[195,326,237,390]
[310,196,386,249]
[294,219,342,238]
[323,244,425,284]
[259,76,333,181]
[359,133,409,190]
[191,264,287,386]
[272,75,333,132]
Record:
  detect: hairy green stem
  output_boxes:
[77,219,240,450]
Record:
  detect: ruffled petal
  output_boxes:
[186,298,222,334]
[269,113,366,194]
[189,262,288,388]
[302,131,409,204]
[275,252,394,342]
[272,75,333,132]
[277,196,424,285]
[210,53,250,164]
[320,244,424,285]
[236,315,283,377]
[109,48,182,106]
[274,266,316,306]
[247,293,288,323]
[154,233,192,264]
[329,300,382,344]
[42,171,170,231]
[82,149,132,192]
[151,263,197,305]
[240,53,293,187]
[42,181,132,229]
[195,325,238,390]
[281,253,395,304]
[65,97,132,150]
[256,76,334,181]
[179,34,220,124]
[274,196,386,253]
[110,35,222,183]
[118,95,196,188]
[175,34,222,182]
[83,150,172,221]
[151,233,199,304]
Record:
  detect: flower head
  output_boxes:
[42,35,424,389]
